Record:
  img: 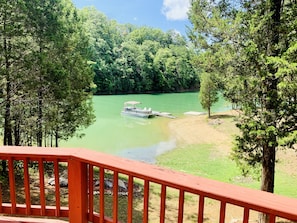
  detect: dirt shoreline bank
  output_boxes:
[166,110,297,194]
[168,110,239,154]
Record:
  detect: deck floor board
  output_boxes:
[0,216,68,223]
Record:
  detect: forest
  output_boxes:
[79,7,199,94]
[0,1,199,148]
[0,0,95,148]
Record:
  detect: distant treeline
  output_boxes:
[79,7,200,94]
[0,2,199,149]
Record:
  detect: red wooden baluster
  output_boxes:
[112,171,118,223]
[143,180,149,223]
[23,158,31,215]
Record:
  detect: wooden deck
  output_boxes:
[0,146,297,223]
[0,216,67,223]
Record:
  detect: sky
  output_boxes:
[72,0,192,36]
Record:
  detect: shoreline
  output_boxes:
[166,110,239,154]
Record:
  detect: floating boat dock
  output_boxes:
[152,111,176,119]
[184,111,206,116]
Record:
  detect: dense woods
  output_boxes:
[0,2,198,148]
[0,0,95,148]
[189,1,297,221]
[80,7,199,94]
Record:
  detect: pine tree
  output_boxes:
[199,73,219,118]
[189,3,297,223]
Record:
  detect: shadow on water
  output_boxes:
[118,139,176,164]
[121,114,153,127]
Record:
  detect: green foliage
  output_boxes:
[199,73,219,117]
[0,0,95,147]
[79,7,199,94]
[189,0,297,196]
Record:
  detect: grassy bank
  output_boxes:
[157,113,297,199]
[157,144,261,189]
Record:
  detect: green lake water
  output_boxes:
[61,92,231,163]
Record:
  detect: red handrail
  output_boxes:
[0,146,297,223]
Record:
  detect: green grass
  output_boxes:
[275,171,297,198]
[157,144,243,183]
[157,144,297,198]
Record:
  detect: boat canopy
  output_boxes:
[124,101,141,106]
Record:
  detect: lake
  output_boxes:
[61,92,231,163]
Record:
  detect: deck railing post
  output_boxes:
[68,158,88,223]
[0,147,297,223]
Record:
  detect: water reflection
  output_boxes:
[121,115,152,127]
[118,138,176,164]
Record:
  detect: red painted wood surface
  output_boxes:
[88,165,94,222]
[53,159,61,217]
[68,159,88,223]
[112,171,118,223]
[99,168,105,223]
[23,158,31,216]
[178,189,184,223]
[38,159,46,216]
[127,176,133,223]
[143,180,149,223]
[198,195,205,223]
[0,216,68,222]
[243,207,250,223]
[160,185,166,223]
[0,146,296,223]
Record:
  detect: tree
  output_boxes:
[189,2,297,223]
[199,73,219,118]
[0,0,95,149]
[80,7,124,94]
[79,8,199,94]
[0,0,28,146]
[44,0,95,146]
[139,40,161,91]
[126,26,169,46]
[24,0,66,146]
[0,0,29,173]
[153,45,199,92]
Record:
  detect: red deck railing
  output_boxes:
[0,146,297,223]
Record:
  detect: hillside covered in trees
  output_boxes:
[0,1,199,148]
[79,7,200,94]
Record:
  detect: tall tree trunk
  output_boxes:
[55,131,58,148]
[4,75,13,146]
[2,17,13,175]
[3,34,13,146]
[37,88,43,147]
[260,0,281,193]
[14,118,20,146]
[37,45,43,147]
[259,143,276,223]
[259,0,281,222]
[2,79,12,175]
[50,133,53,147]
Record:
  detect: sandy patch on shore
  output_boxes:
[166,111,297,222]
[168,110,239,154]
[168,110,297,173]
